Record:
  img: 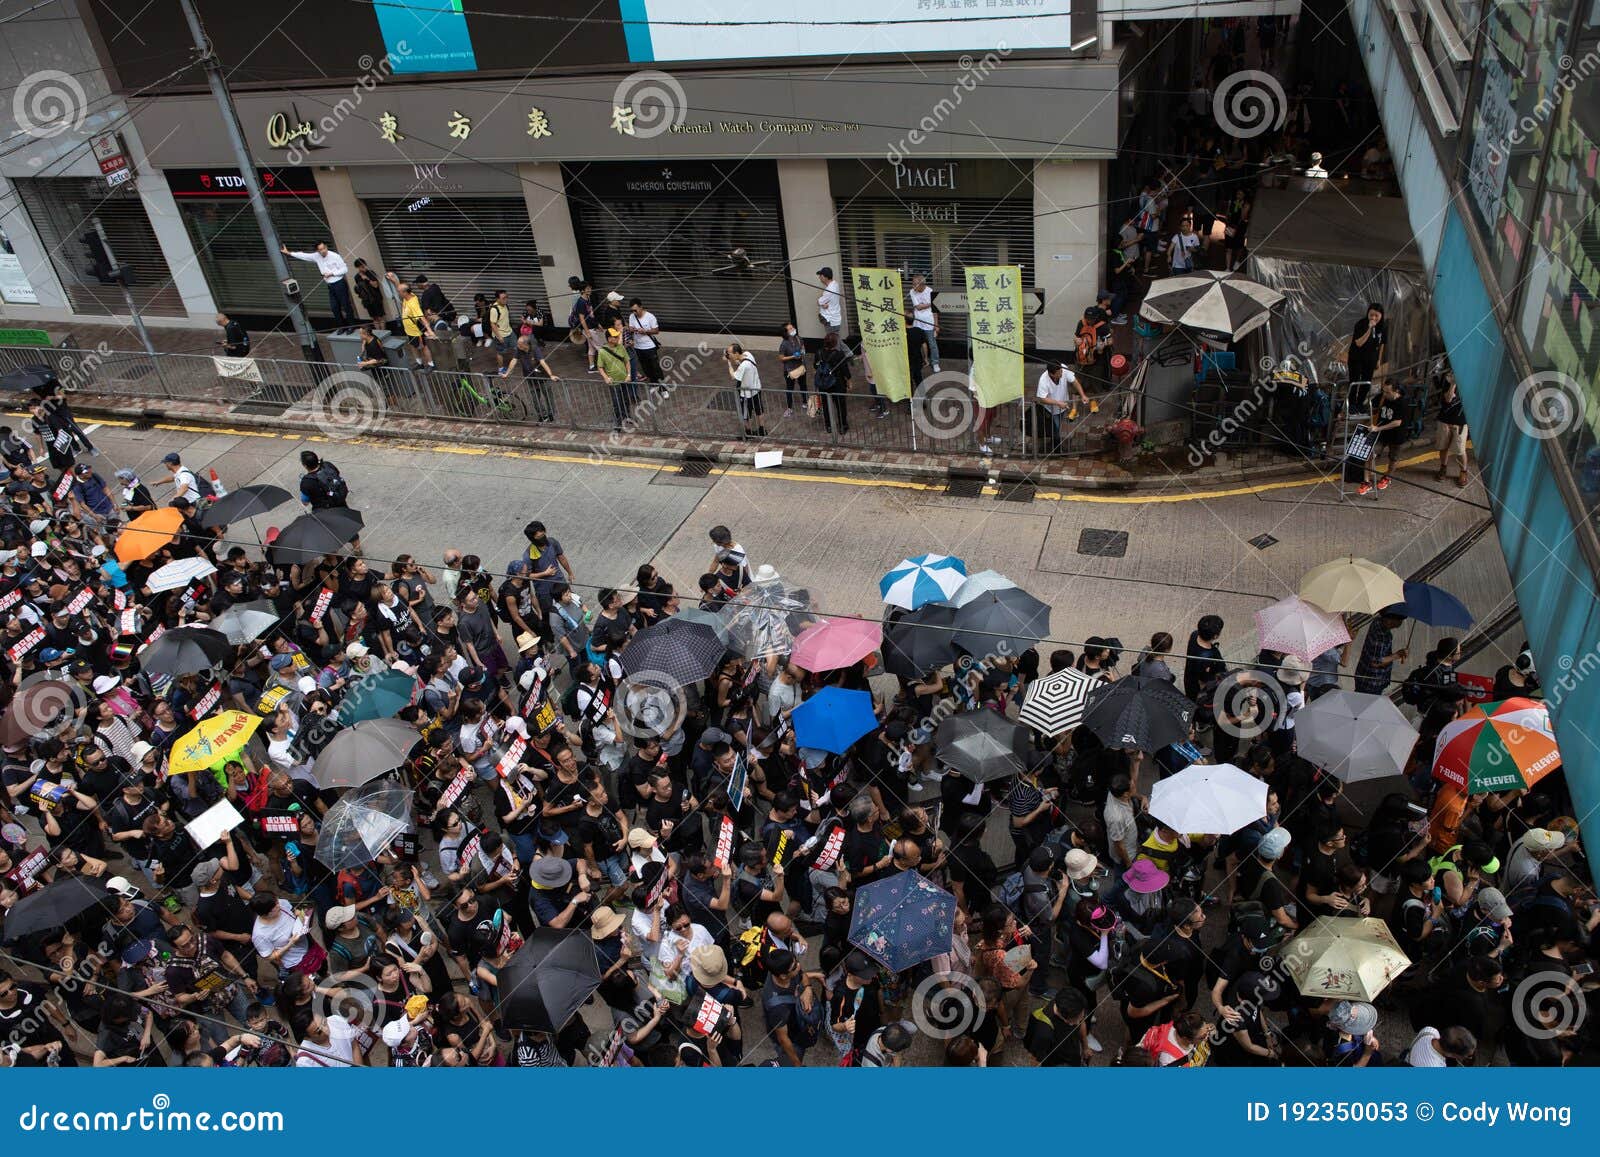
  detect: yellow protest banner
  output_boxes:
[965,265,1024,408]
[849,268,912,403]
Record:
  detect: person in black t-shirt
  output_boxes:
[1362,378,1407,496]
[1183,614,1226,702]
[1346,303,1386,407]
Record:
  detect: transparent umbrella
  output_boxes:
[315,780,412,871]
[718,571,815,660]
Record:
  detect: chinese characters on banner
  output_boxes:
[965,265,1024,409]
[848,268,912,403]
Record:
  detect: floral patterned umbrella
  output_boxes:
[847,870,956,973]
[1279,916,1412,1001]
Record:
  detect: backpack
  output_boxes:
[316,461,350,502]
[766,985,825,1049]
[1228,868,1287,947]
[998,870,1047,921]
[561,681,584,719]
[185,469,217,500]
[1075,323,1099,367]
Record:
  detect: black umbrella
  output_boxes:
[200,484,294,528]
[137,625,233,680]
[1081,675,1196,753]
[881,604,958,679]
[269,508,365,564]
[0,365,56,395]
[951,587,1051,657]
[3,876,112,941]
[495,928,603,1033]
[619,615,729,688]
[934,710,1032,783]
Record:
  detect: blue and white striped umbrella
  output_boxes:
[879,553,968,609]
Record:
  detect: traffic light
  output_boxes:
[79,230,131,284]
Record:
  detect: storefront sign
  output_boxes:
[165,167,320,199]
[91,132,131,188]
[892,161,959,191]
[850,267,912,403]
[966,266,1024,408]
[0,259,40,307]
[265,107,325,151]
[563,159,780,199]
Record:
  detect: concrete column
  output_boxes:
[1033,158,1104,352]
[124,128,217,321]
[777,159,838,340]
[313,167,382,271]
[518,162,581,312]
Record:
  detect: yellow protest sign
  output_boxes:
[849,268,912,403]
[965,265,1024,408]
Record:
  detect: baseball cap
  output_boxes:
[161,452,181,465]
[380,1016,412,1049]
[1257,827,1292,862]
[191,859,223,888]
[1476,887,1512,921]
[324,905,357,930]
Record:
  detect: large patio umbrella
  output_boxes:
[619,615,730,688]
[335,668,420,726]
[881,604,957,679]
[942,568,1017,609]
[791,687,878,754]
[879,553,968,610]
[1293,690,1417,782]
[1149,763,1266,835]
[1081,676,1195,752]
[848,871,956,973]
[115,507,186,564]
[208,600,283,646]
[791,617,882,672]
[1433,697,1560,793]
[138,625,233,680]
[1254,595,1350,663]
[496,928,603,1033]
[169,710,263,776]
[2,876,112,942]
[200,484,293,528]
[934,710,1031,782]
[310,716,421,790]
[315,780,412,870]
[718,571,812,660]
[1299,557,1405,614]
[268,508,365,564]
[1280,917,1412,1001]
[1137,270,1284,339]
[951,587,1051,657]
[1018,667,1096,736]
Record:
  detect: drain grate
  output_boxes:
[945,476,985,498]
[1247,533,1279,550]
[997,482,1036,503]
[1077,528,1129,558]
[678,456,715,478]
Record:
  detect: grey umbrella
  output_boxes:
[1294,690,1419,782]
[208,600,283,646]
[934,710,1032,783]
[315,780,412,870]
[951,586,1051,657]
[310,717,422,790]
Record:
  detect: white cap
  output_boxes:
[505,716,530,740]
[105,876,137,898]
[380,1016,411,1049]
[129,740,155,763]
[29,542,47,557]
[92,674,120,695]
[346,642,369,659]
[297,676,318,694]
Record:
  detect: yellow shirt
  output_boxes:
[400,296,425,338]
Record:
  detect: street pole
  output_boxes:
[89,218,155,358]
[176,0,323,367]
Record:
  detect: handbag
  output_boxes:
[567,326,585,345]
[805,394,821,418]
[786,365,806,380]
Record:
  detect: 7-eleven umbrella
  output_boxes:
[1254,595,1350,663]
[116,507,186,564]
[1018,667,1095,736]
[880,553,968,610]
[169,710,263,776]
[1299,557,1405,614]
[791,618,882,672]
[1280,917,1412,1001]
[1433,697,1561,793]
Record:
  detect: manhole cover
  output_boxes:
[231,400,295,416]
[945,477,985,498]
[678,457,715,478]
[997,482,1035,503]
[1248,533,1279,550]
[1078,528,1129,558]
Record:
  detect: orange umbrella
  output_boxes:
[116,507,186,564]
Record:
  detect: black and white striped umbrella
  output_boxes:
[1138,270,1284,339]
[1018,667,1096,736]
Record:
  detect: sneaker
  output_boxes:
[496,367,509,378]
[1067,408,1079,421]
[1112,314,1129,325]
[587,366,599,374]
[1377,475,1390,491]
[784,408,794,417]
[1090,400,1100,414]
[980,443,994,455]
[1357,482,1373,496]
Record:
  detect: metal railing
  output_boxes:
[0,340,1167,461]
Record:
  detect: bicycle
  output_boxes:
[453,372,528,422]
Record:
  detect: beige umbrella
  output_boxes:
[1298,557,1404,614]
[1277,916,1412,1001]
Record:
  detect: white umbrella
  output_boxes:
[1294,690,1418,782]
[208,600,282,646]
[1018,667,1096,736]
[1148,762,1266,835]
[145,556,217,593]
[1138,270,1284,339]
[942,569,1017,608]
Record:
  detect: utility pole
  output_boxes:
[177,0,323,365]
[87,219,155,358]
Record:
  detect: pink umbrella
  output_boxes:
[1254,595,1350,663]
[791,618,883,672]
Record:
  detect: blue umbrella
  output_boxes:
[336,668,419,726]
[879,553,968,609]
[848,871,957,973]
[791,686,879,755]
[1401,581,1474,629]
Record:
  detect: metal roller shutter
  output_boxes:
[566,195,791,335]
[365,197,543,313]
[14,177,184,316]
[834,198,1037,347]
[178,197,333,318]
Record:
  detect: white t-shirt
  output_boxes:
[295,1014,360,1066]
[251,901,308,968]
[658,922,713,963]
[627,311,660,350]
[733,354,762,398]
[170,468,199,502]
[818,280,843,326]
[1169,231,1200,271]
[1407,1028,1446,1067]
[1036,369,1077,406]
[909,286,936,331]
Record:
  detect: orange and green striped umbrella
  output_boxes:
[1432,697,1560,793]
